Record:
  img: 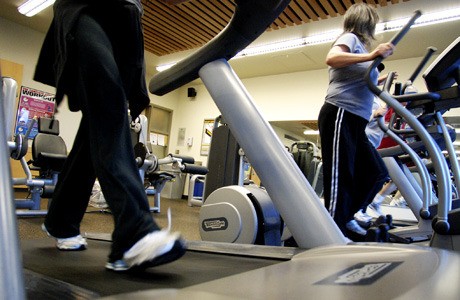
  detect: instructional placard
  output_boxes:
[15,86,55,139]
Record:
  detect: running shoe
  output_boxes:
[346,220,367,236]
[41,224,87,251]
[106,208,186,272]
[354,210,373,223]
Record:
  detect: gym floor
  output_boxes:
[16,190,202,242]
[16,190,288,299]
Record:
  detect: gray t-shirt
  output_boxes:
[325,33,378,121]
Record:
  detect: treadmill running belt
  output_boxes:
[21,239,281,297]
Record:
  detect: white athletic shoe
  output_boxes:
[106,208,186,272]
[123,229,185,267]
[41,224,87,251]
[346,220,367,236]
[354,210,373,224]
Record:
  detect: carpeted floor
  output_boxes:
[17,193,202,242]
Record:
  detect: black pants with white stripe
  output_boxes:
[318,103,388,234]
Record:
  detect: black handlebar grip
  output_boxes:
[408,46,437,83]
[182,164,209,175]
[170,154,195,164]
[383,71,397,93]
[394,82,402,95]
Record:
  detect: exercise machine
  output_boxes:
[187,174,205,207]
[367,30,460,245]
[291,140,323,197]
[14,117,67,216]
[369,47,443,242]
[5,2,460,299]
[371,37,460,246]
[1,75,26,299]
[422,36,460,250]
[201,116,240,200]
[134,142,208,212]
[137,5,459,299]
[3,76,65,216]
[199,116,283,246]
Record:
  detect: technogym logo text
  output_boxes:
[202,217,228,231]
[316,262,402,285]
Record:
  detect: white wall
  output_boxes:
[165,56,460,164]
[2,16,458,167]
[0,17,82,147]
[0,16,180,148]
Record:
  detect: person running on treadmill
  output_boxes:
[318,3,395,240]
[34,0,187,271]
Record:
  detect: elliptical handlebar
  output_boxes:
[389,11,422,45]
[383,71,397,93]
[406,46,437,86]
[366,10,422,96]
[394,91,441,103]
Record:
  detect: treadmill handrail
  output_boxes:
[149,0,291,96]
[1,77,26,299]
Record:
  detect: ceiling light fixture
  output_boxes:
[155,7,460,72]
[18,0,55,17]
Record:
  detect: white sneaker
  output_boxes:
[354,210,373,224]
[122,229,185,268]
[41,224,87,251]
[368,201,383,216]
[106,208,186,272]
[346,220,367,236]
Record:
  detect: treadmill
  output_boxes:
[1,1,459,299]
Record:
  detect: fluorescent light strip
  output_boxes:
[236,29,343,58]
[18,0,55,17]
[376,8,460,32]
[155,7,460,72]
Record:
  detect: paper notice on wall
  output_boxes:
[150,133,158,145]
[157,134,165,146]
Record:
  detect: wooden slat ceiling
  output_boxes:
[141,0,410,56]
